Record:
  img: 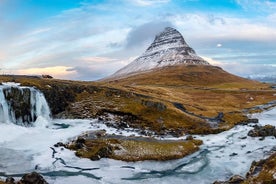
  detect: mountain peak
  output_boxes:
[111,27,209,78]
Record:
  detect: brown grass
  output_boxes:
[68,135,202,162]
[1,65,276,136]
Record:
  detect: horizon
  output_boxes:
[1,0,276,81]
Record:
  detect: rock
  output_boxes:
[239,118,259,125]
[228,175,245,183]
[186,135,194,140]
[141,100,167,111]
[19,172,48,184]
[5,177,15,184]
[95,130,106,137]
[248,125,276,137]
[54,142,65,147]
[213,175,245,184]
[229,153,238,157]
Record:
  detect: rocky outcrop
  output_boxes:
[66,130,202,162]
[110,27,209,78]
[248,125,276,137]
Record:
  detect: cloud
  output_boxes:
[202,56,276,78]
[236,0,276,12]
[7,66,75,79]
[130,0,170,6]
[170,14,276,43]
[65,56,133,81]
[1,0,276,81]
[125,21,173,48]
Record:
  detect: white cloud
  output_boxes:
[170,14,276,42]
[216,44,222,48]
[202,56,276,78]
[236,0,276,12]
[130,0,170,6]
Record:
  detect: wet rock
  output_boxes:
[19,172,48,184]
[213,175,245,184]
[95,130,106,138]
[246,160,266,178]
[186,135,194,141]
[229,153,238,157]
[248,125,276,137]
[5,177,15,184]
[239,118,259,125]
[54,142,65,147]
[228,175,245,183]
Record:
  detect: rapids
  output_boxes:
[0,84,275,183]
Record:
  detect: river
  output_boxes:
[0,84,275,183]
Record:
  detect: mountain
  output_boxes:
[104,27,262,89]
[110,27,209,78]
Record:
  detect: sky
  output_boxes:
[1,0,276,81]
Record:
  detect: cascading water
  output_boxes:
[0,83,51,126]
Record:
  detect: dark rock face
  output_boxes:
[3,87,34,124]
[112,27,209,77]
[248,125,276,137]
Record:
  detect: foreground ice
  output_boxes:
[0,107,275,184]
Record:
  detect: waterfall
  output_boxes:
[0,83,51,126]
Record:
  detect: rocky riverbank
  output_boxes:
[214,152,276,184]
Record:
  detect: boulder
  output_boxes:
[18,172,48,184]
[248,125,276,137]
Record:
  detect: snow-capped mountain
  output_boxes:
[111,27,209,78]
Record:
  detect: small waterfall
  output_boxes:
[0,83,51,126]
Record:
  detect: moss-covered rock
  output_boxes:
[66,131,203,162]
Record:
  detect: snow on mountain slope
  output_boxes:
[111,27,209,78]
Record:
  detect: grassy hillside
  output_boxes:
[102,65,263,89]
[1,65,276,136]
